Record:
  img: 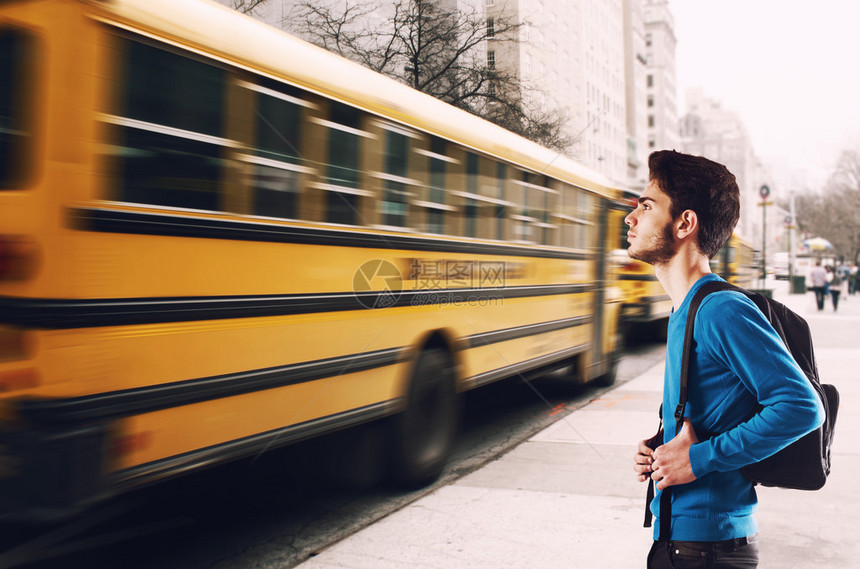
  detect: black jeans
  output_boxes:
[831,290,841,311]
[647,535,759,568]
[812,286,827,310]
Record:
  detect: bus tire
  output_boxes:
[593,352,620,387]
[389,347,458,489]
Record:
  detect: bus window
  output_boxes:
[513,172,554,244]
[558,184,592,249]
[0,28,36,189]
[527,175,553,246]
[512,171,532,243]
[108,37,227,211]
[580,191,595,248]
[427,136,447,234]
[243,81,305,219]
[464,152,478,237]
[381,129,409,227]
[324,102,363,225]
[561,184,578,248]
[494,162,506,240]
[412,135,453,234]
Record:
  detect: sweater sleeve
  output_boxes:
[687,293,825,478]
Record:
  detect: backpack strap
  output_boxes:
[657,279,738,541]
[676,280,738,425]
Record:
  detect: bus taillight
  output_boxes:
[0,235,39,281]
[0,367,38,392]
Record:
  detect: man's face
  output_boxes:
[624,180,677,266]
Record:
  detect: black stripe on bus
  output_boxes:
[466,345,590,389]
[18,347,403,425]
[71,206,591,261]
[466,315,592,347]
[16,313,593,426]
[0,284,590,329]
[115,400,399,491]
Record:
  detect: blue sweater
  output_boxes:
[652,274,825,541]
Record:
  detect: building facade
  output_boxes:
[642,0,678,157]
[622,0,649,186]
[490,0,675,187]
[679,88,785,257]
[485,0,628,184]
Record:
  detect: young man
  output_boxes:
[628,151,824,568]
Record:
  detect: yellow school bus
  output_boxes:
[0,0,623,521]
[711,233,757,289]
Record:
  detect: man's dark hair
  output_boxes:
[648,150,740,258]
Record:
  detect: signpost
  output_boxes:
[759,185,771,282]
[785,214,794,282]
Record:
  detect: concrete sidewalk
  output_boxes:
[296,281,860,569]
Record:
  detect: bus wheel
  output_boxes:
[593,352,620,387]
[389,348,458,489]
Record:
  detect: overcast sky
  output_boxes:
[669,0,860,190]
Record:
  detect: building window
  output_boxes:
[648,115,655,127]
[487,48,498,94]
[487,18,495,38]
[647,94,654,107]
[647,74,653,88]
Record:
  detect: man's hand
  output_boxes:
[633,438,655,482]
[650,419,699,490]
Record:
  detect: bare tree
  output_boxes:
[287,0,571,152]
[230,0,269,15]
[825,150,860,264]
[790,150,860,264]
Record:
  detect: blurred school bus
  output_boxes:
[0,0,625,521]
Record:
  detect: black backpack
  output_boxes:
[645,280,839,535]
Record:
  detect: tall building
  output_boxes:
[679,88,780,251]
[483,0,629,183]
[622,0,649,187]
[642,0,678,155]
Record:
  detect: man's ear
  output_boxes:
[675,209,698,240]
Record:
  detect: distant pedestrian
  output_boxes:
[809,261,828,311]
[626,150,823,569]
[827,265,845,311]
[850,264,858,295]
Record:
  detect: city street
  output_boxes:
[294,279,859,569]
